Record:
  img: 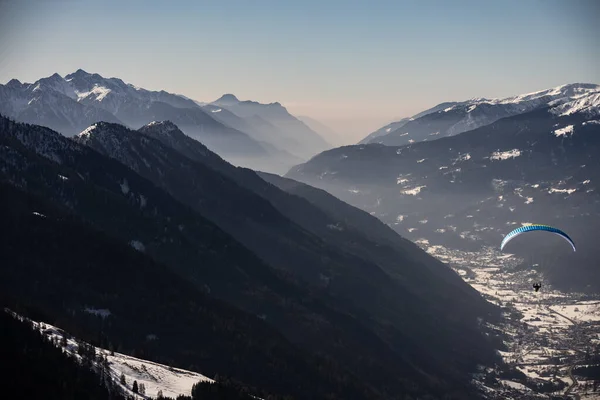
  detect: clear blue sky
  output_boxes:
[1,0,598,140]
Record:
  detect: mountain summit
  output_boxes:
[0,70,333,173]
[361,83,600,146]
[213,93,240,105]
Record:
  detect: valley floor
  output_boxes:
[415,242,600,399]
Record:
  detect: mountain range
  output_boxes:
[359,83,600,147]
[0,114,503,399]
[0,70,330,174]
[287,83,600,293]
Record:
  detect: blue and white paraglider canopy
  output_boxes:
[501,224,576,252]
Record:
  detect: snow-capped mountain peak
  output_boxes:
[494,83,599,105]
[549,89,600,117]
[363,82,600,146]
[75,122,130,150]
[140,120,181,137]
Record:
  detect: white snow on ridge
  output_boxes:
[211,108,222,113]
[550,91,600,117]
[416,158,426,163]
[490,149,521,160]
[78,124,98,138]
[17,313,215,399]
[553,125,574,137]
[91,86,111,102]
[76,85,112,102]
[496,83,599,106]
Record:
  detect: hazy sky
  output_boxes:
[1,0,598,143]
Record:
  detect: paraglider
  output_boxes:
[501,224,576,252]
[500,224,575,292]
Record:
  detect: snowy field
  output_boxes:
[420,243,600,399]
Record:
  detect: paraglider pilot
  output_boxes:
[532,282,542,292]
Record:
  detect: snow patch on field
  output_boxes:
[549,188,576,194]
[549,304,600,322]
[401,185,426,195]
[490,149,521,160]
[455,153,471,162]
[553,125,574,137]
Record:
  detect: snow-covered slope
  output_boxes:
[13,310,213,399]
[0,74,124,135]
[363,83,600,146]
[550,90,600,117]
[66,69,199,113]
